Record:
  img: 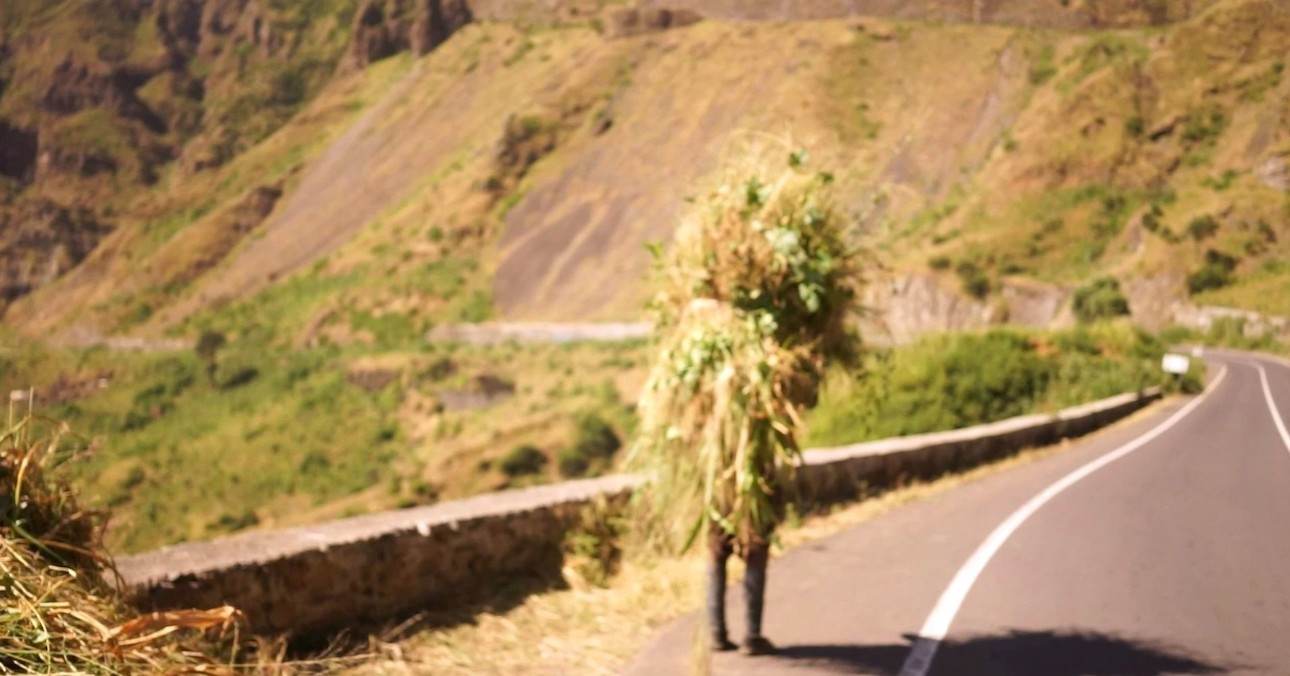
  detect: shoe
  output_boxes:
[712,632,737,652]
[741,636,777,656]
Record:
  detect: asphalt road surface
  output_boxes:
[627,350,1290,675]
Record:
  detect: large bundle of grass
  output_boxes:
[633,147,864,552]
[1,394,245,674]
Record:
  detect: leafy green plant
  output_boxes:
[195,330,226,384]
[807,324,1176,447]
[1186,249,1238,294]
[557,446,591,478]
[1029,43,1057,85]
[1186,214,1219,241]
[562,497,625,588]
[1072,277,1131,323]
[955,260,991,299]
[572,412,621,461]
[1125,115,1145,137]
[1182,105,1226,144]
[500,444,547,477]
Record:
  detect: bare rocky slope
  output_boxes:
[1,0,1287,343]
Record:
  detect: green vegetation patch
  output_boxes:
[0,340,403,553]
[806,323,1183,447]
[1072,277,1130,323]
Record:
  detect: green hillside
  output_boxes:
[0,0,1286,550]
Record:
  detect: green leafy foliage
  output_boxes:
[557,447,591,478]
[0,342,403,553]
[1185,214,1219,241]
[557,412,622,478]
[1182,105,1227,144]
[807,324,1175,447]
[1072,277,1131,323]
[955,260,991,299]
[572,412,621,460]
[1028,43,1057,85]
[500,444,547,477]
[1186,249,1239,294]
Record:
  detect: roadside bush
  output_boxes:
[500,444,547,477]
[860,330,1052,438]
[807,324,1178,447]
[562,497,625,588]
[1072,277,1131,323]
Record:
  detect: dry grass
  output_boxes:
[632,141,862,553]
[0,394,237,673]
[0,395,372,674]
[350,554,703,675]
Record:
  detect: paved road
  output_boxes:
[627,351,1290,675]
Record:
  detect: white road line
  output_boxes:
[1255,361,1290,458]
[899,366,1230,676]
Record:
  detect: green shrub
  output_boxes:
[216,365,259,390]
[807,324,1177,447]
[572,412,621,460]
[210,509,260,532]
[955,260,991,299]
[1141,204,1162,232]
[557,447,591,478]
[1072,277,1131,323]
[928,255,952,270]
[1182,106,1226,143]
[825,330,1054,440]
[1186,214,1219,241]
[500,444,547,477]
[1186,249,1238,294]
[1029,44,1057,85]
[1125,115,1145,137]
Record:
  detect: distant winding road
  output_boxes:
[629,350,1290,675]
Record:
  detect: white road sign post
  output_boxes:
[1162,353,1191,375]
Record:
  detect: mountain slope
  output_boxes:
[1,0,1287,344]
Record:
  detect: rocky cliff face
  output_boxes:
[0,200,109,305]
[345,0,472,70]
[2,0,1285,337]
[0,119,38,183]
[0,0,364,311]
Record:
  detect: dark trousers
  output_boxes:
[707,530,770,640]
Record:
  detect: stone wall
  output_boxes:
[1170,302,1290,341]
[117,389,1160,636]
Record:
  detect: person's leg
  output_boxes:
[707,530,737,651]
[741,539,777,655]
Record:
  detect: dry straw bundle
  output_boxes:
[1,393,251,674]
[633,145,864,553]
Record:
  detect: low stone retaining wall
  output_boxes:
[116,389,1160,636]
[1171,302,1290,341]
[797,389,1158,505]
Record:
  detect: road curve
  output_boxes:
[627,351,1290,675]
